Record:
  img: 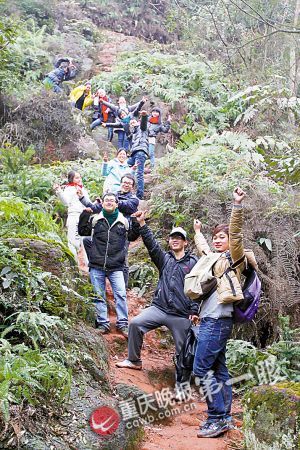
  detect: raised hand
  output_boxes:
[53,183,61,192]
[103,151,108,162]
[76,186,83,198]
[193,219,202,233]
[131,210,148,226]
[233,187,246,205]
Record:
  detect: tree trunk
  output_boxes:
[290,0,300,96]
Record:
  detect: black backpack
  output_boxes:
[78,210,94,236]
[174,325,199,384]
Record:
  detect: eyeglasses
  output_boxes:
[103,198,117,203]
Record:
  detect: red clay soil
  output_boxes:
[101,283,244,450]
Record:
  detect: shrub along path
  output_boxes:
[101,239,244,450]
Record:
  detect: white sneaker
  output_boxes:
[115,359,142,370]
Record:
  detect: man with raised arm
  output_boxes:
[116,210,199,370]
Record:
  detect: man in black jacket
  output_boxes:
[83,192,139,336]
[116,211,199,370]
[78,174,139,286]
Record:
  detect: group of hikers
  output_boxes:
[50,58,259,439]
[44,58,171,199]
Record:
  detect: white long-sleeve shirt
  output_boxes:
[56,186,90,216]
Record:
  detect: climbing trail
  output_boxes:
[96,30,147,73]
[100,238,244,450]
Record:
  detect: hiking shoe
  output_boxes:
[225,416,235,429]
[118,327,129,338]
[197,420,229,438]
[95,322,110,334]
[115,359,142,370]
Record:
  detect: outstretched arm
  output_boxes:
[193,219,211,256]
[118,196,139,216]
[132,211,166,270]
[100,99,119,114]
[229,187,245,266]
[140,110,148,131]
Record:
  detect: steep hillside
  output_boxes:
[0,0,299,449]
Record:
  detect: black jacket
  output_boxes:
[148,108,171,138]
[87,212,139,271]
[130,114,149,157]
[139,225,199,317]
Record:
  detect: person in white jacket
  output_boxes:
[53,171,90,261]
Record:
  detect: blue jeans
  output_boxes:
[148,143,155,168]
[107,126,114,142]
[90,118,101,130]
[193,317,233,422]
[127,151,147,199]
[117,130,130,151]
[89,268,128,330]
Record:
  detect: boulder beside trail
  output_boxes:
[243,382,300,450]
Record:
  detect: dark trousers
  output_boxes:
[127,305,191,363]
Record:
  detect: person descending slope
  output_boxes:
[91,88,115,141]
[101,97,147,151]
[101,148,137,194]
[148,107,171,169]
[78,192,139,336]
[127,110,149,200]
[69,81,93,111]
[43,59,77,93]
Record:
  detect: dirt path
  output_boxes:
[101,275,244,450]
[95,30,148,73]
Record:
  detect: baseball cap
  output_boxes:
[169,227,187,240]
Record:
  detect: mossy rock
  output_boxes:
[4,237,75,277]
[243,382,300,449]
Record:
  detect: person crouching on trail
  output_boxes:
[79,192,139,337]
[69,81,93,111]
[148,107,171,169]
[192,187,258,439]
[116,210,199,372]
[126,111,149,200]
[90,88,115,141]
[43,60,77,94]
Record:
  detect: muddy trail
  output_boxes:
[100,240,244,450]
[88,38,244,448]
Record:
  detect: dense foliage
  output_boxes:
[0,0,299,446]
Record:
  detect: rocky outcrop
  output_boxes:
[243,382,300,449]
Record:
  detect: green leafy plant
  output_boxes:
[0,144,35,173]
[1,311,67,349]
[128,263,157,297]
[0,339,71,423]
